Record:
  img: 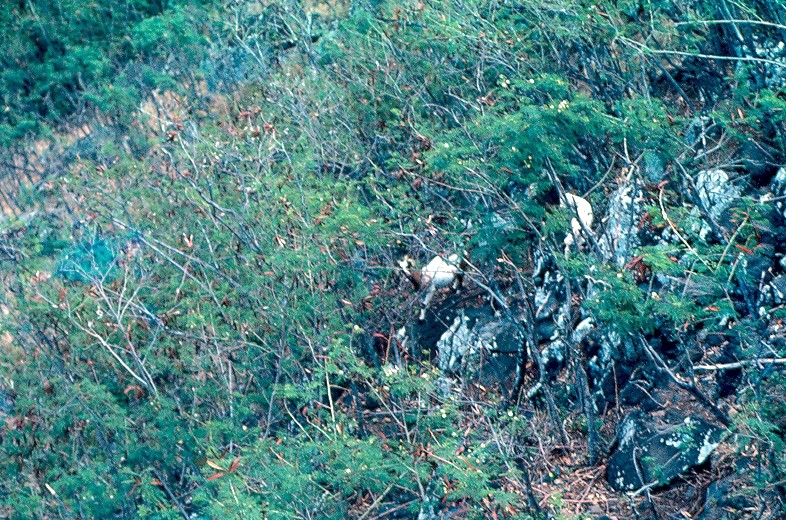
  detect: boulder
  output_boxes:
[539,338,567,376]
[740,139,780,187]
[698,457,771,520]
[694,169,741,240]
[435,309,522,378]
[771,167,786,221]
[607,412,724,491]
[534,271,563,321]
[599,178,642,267]
[738,38,786,91]
[436,313,473,373]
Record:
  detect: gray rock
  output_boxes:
[772,166,786,192]
[759,275,786,311]
[417,505,436,520]
[607,413,724,491]
[539,338,567,375]
[490,211,515,231]
[534,271,562,321]
[738,38,786,90]
[586,328,639,411]
[436,313,474,373]
[740,139,780,186]
[599,178,642,267]
[772,167,786,220]
[476,318,520,354]
[696,169,741,220]
[435,309,522,376]
[572,317,595,344]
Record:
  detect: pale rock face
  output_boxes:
[436,314,473,372]
[599,180,641,267]
[435,309,520,376]
[563,193,594,251]
[696,169,739,222]
[694,169,741,240]
[771,167,786,219]
[572,317,595,343]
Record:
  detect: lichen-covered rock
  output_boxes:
[586,329,637,378]
[563,192,594,253]
[436,313,473,373]
[696,169,738,220]
[771,167,786,220]
[534,271,562,321]
[694,169,741,240]
[738,38,786,90]
[606,413,724,491]
[572,317,595,344]
[435,309,521,377]
[584,328,641,410]
[539,338,567,375]
[599,178,642,267]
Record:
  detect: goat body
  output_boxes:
[562,193,593,252]
[399,254,462,320]
[421,254,460,289]
[419,254,460,320]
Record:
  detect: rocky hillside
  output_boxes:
[2,0,786,518]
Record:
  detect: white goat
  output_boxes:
[562,193,593,253]
[399,254,462,321]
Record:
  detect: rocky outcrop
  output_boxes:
[599,175,642,267]
[694,169,741,241]
[435,308,521,381]
[607,413,724,492]
[739,37,786,90]
[771,167,786,221]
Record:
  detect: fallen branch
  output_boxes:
[694,358,786,371]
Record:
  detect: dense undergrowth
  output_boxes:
[2,0,786,518]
